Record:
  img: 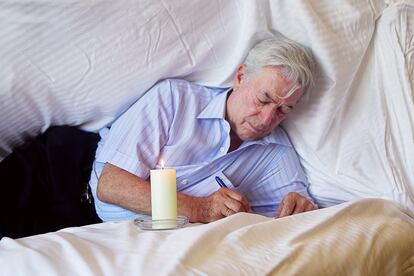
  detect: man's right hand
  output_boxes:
[193,188,251,223]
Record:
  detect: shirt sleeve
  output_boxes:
[96,79,175,180]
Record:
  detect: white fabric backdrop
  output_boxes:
[0,0,413,209]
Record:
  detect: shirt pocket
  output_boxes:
[175,168,236,196]
[216,171,235,189]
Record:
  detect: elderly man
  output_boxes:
[90,35,317,223]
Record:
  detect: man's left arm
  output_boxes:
[267,146,317,218]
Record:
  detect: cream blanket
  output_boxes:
[1,199,413,275]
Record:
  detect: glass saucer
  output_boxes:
[134,216,189,231]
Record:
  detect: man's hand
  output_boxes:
[275,192,317,218]
[194,188,251,223]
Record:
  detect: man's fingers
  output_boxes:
[291,195,312,214]
[292,200,306,214]
[221,206,235,217]
[305,202,317,212]
[278,198,296,217]
[275,201,284,218]
[225,189,243,201]
[224,189,251,212]
[224,198,238,212]
[276,192,318,218]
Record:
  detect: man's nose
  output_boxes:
[259,107,275,128]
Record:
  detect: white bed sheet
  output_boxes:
[0,0,413,210]
[1,199,413,275]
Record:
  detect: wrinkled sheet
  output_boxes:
[1,199,413,275]
[0,1,413,210]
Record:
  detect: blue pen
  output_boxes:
[215,176,228,188]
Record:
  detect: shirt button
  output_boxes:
[220,147,225,153]
[181,179,188,185]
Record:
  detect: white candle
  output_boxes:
[150,160,177,225]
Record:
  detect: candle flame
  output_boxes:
[160,159,165,169]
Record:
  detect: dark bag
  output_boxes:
[0,126,101,239]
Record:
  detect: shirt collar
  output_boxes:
[197,88,232,119]
[244,126,293,148]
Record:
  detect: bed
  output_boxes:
[0,0,414,274]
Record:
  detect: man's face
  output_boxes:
[226,65,304,141]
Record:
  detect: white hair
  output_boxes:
[244,35,315,98]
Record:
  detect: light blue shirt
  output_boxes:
[89,79,313,221]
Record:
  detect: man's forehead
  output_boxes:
[263,69,301,100]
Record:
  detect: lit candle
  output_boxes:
[150,159,177,228]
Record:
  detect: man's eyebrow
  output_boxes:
[263,91,294,109]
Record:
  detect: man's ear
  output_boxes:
[233,64,246,91]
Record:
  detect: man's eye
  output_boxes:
[257,98,268,105]
[279,106,292,115]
